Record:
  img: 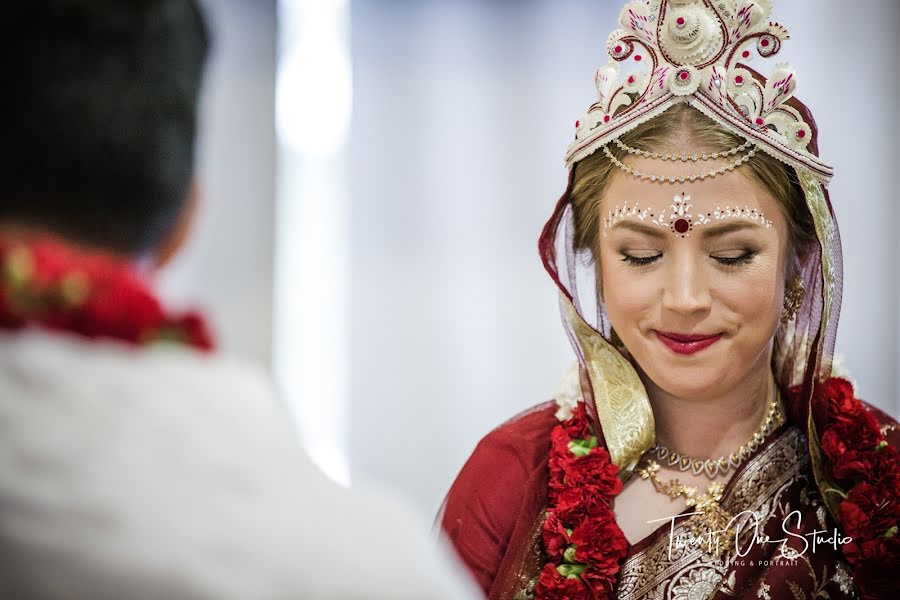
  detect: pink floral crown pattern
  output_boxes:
[567,0,833,183]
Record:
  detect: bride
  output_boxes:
[438,2,899,599]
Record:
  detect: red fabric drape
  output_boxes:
[441,402,899,598]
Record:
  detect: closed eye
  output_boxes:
[620,251,758,267]
[621,253,661,267]
[712,251,757,266]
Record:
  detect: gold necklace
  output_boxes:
[649,381,784,478]
[635,381,785,558]
[636,459,735,558]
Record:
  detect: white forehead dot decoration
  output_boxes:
[708,204,774,231]
[604,201,651,233]
[604,193,773,238]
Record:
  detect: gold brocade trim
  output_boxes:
[797,168,844,519]
[616,427,809,600]
[563,297,655,476]
[798,169,836,351]
[510,510,546,600]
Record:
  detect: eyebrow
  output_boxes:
[609,218,764,238]
[610,220,666,238]
[698,221,763,238]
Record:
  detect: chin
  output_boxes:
[651,373,725,400]
[639,361,730,400]
[631,342,731,396]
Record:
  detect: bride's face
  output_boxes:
[597,155,790,400]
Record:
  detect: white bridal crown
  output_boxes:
[567,0,832,183]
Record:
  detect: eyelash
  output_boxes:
[715,252,757,267]
[620,254,661,267]
[620,252,758,267]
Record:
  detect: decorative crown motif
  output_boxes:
[567,0,832,182]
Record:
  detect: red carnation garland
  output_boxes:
[538,378,899,599]
[535,402,628,600]
[789,377,899,600]
[0,235,213,351]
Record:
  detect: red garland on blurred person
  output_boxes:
[0,235,212,351]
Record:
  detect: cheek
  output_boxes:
[598,254,655,322]
[718,258,784,328]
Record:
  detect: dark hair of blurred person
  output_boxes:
[0,0,208,256]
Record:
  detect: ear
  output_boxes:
[151,178,200,270]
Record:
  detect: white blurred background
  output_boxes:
[159,0,900,517]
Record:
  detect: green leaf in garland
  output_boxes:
[567,436,599,458]
[556,563,586,579]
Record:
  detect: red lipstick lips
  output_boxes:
[654,330,722,355]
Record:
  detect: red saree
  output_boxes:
[439,400,899,599]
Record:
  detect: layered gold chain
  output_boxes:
[634,381,785,557]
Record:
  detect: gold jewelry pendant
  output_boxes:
[684,486,734,559]
[638,460,735,558]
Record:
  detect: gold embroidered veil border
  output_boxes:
[563,297,654,477]
[796,168,843,517]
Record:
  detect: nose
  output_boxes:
[661,253,712,317]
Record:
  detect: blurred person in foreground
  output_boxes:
[0,1,477,598]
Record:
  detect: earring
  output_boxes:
[781,276,805,323]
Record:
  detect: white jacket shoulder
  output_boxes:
[0,331,477,599]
